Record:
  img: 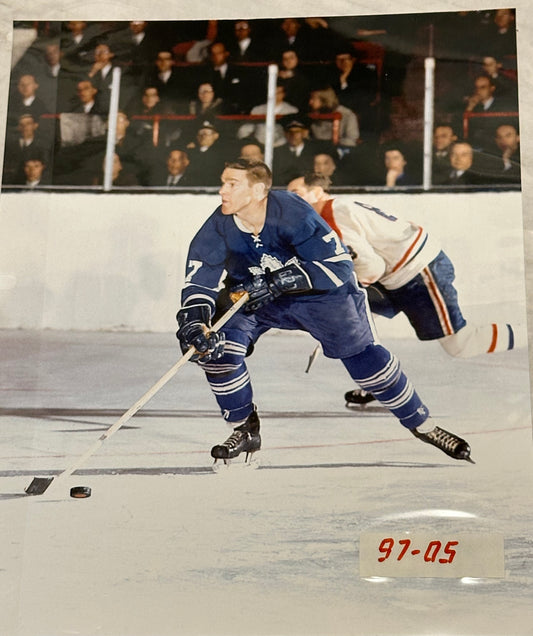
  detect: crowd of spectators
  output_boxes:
[2,11,520,190]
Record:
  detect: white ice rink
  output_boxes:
[0,326,532,636]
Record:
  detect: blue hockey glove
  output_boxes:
[238,262,312,312]
[176,304,225,362]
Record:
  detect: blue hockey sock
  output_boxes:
[199,335,255,423]
[205,365,254,423]
[342,344,429,429]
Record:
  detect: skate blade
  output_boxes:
[212,452,260,473]
[345,402,388,414]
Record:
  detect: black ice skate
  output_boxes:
[345,388,376,407]
[412,425,475,463]
[211,410,261,465]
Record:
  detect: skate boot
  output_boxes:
[412,425,474,463]
[211,409,261,465]
[345,388,376,407]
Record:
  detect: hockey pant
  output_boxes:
[367,251,519,357]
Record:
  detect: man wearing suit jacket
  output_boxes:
[203,41,251,114]
[148,148,193,187]
[443,141,484,186]
[2,114,50,185]
[272,115,324,186]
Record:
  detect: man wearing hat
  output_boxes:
[186,120,232,186]
[272,114,326,186]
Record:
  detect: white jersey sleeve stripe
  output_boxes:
[311,261,345,287]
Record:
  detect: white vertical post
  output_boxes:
[103,67,122,191]
[422,56,435,191]
[264,64,278,170]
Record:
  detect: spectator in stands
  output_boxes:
[463,74,516,151]
[237,83,298,147]
[128,85,168,117]
[60,21,95,73]
[444,141,483,185]
[146,50,186,113]
[27,40,72,113]
[308,86,359,150]
[93,152,139,186]
[380,142,420,187]
[272,115,322,185]
[277,49,311,112]
[127,86,188,154]
[203,41,251,113]
[67,79,106,115]
[148,148,192,187]
[226,20,265,62]
[109,21,159,82]
[112,110,149,182]
[2,114,50,184]
[8,74,48,126]
[493,122,520,177]
[272,18,308,61]
[313,151,343,185]
[239,140,264,162]
[464,74,514,114]
[475,122,521,185]
[86,42,120,113]
[189,82,225,117]
[20,153,50,188]
[186,120,229,186]
[432,123,458,185]
[326,46,380,139]
[480,55,518,106]
[485,8,517,61]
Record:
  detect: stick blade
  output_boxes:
[25,476,54,495]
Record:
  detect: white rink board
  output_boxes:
[0,191,526,335]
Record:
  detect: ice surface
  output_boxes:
[0,328,532,636]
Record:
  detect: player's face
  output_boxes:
[219,168,254,215]
[287,177,315,204]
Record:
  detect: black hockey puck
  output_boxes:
[70,486,91,499]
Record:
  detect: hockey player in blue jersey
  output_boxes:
[176,159,473,464]
[287,173,525,407]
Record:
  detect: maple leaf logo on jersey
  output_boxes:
[249,253,285,276]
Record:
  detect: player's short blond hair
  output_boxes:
[225,159,272,190]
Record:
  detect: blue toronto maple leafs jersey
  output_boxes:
[181,190,355,312]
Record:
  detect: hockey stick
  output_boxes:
[25,293,249,496]
[305,345,321,373]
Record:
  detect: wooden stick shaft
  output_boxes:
[52,293,248,485]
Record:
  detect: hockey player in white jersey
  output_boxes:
[176,159,473,465]
[287,173,524,407]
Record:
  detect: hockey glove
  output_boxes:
[176,304,225,362]
[238,262,312,312]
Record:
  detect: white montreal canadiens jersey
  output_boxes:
[181,190,355,311]
[321,199,441,290]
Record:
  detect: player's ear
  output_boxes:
[251,181,267,200]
